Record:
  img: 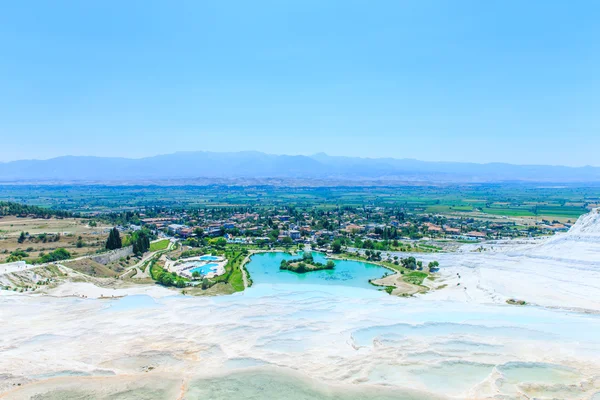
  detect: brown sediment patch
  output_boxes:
[177,378,188,400]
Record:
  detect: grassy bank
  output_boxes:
[331,251,432,292]
[149,239,170,252]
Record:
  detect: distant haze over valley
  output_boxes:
[1,151,600,184]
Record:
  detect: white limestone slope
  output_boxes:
[528,207,600,261]
[425,208,600,311]
[1,211,600,399]
[2,285,600,399]
[566,208,600,236]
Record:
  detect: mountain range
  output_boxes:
[1,151,599,184]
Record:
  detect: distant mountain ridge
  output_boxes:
[1,151,599,183]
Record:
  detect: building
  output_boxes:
[207,224,222,236]
[167,224,193,237]
[345,224,362,234]
[443,226,461,234]
[424,223,443,233]
[178,228,193,237]
[465,231,487,239]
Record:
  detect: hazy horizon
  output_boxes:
[2,150,600,169]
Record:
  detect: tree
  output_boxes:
[160,273,174,286]
[7,249,29,262]
[18,231,26,244]
[194,227,204,237]
[105,227,122,250]
[39,248,71,263]
[131,230,151,256]
[268,229,279,242]
[331,239,342,253]
[192,271,200,279]
[281,236,293,247]
[302,252,314,262]
[401,256,417,270]
[428,261,440,271]
[201,278,210,290]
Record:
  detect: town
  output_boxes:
[114,205,571,251]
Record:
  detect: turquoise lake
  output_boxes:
[245,251,390,290]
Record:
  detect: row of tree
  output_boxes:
[105,227,152,256]
[0,201,72,218]
[399,257,439,271]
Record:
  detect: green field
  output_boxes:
[149,239,170,252]
[403,271,428,286]
[481,207,536,217]
[0,183,597,220]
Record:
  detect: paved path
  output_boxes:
[119,240,175,279]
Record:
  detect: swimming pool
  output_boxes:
[190,263,219,275]
[199,255,219,261]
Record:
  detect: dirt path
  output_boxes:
[238,248,284,289]
[370,273,423,296]
[119,240,174,279]
[240,254,251,289]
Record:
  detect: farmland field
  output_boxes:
[0,216,111,264]
[0,183,598,221]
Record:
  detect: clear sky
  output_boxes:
[1,1,599,166]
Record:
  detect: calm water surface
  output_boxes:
[245,252,389,290]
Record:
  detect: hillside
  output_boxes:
[1,152,600,183]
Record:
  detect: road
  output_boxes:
[118,240,175,279]
[1,239,175,279]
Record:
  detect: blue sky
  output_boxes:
[1,0,599,166]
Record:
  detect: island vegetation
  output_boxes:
[279,252,335,273]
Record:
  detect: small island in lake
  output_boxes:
[280,253,335,273]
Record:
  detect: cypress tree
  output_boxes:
[105,227,122,250]
[114,228,122,249]
[106,229,114,250]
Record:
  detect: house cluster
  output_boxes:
[134,205,568,247]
